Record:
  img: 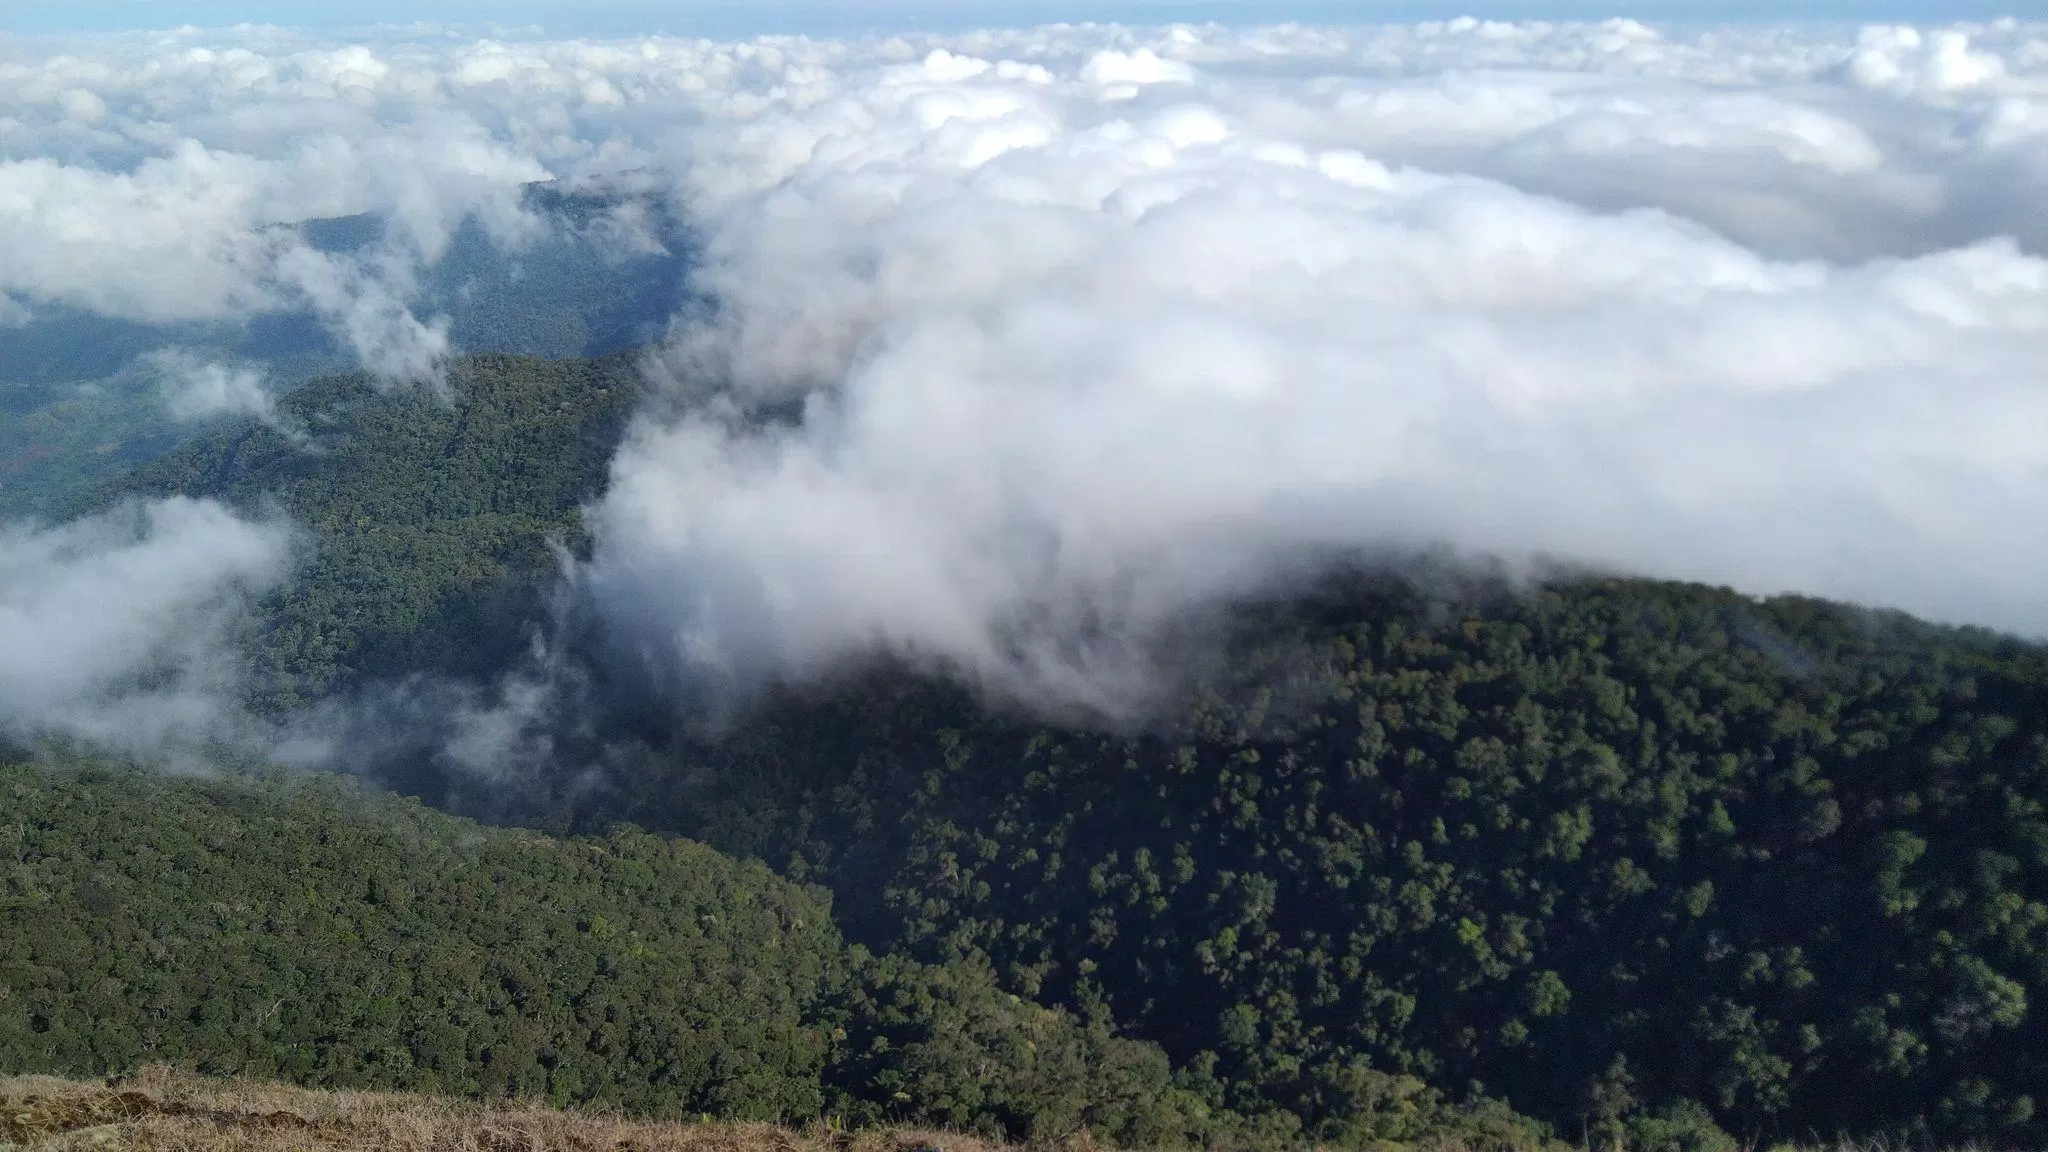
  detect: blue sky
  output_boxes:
[0,0,2027,36]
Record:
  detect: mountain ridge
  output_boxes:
[8,349,2047,1151]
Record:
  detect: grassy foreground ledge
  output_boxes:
[0,1066,1010,1152]
[0,1070,2001,1152]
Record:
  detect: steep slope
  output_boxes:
[0,759,1543,1150]
[89,352,640,709]
[632,577,2048,1150]
[0,759,838,1119]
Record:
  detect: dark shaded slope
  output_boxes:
[625,576,2048,1149]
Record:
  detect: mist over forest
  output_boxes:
[4,14,2048,1152]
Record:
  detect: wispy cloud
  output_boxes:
[579,17,2048,708]
[0,498,294,758]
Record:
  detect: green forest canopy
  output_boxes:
[9,352,2048,1152]
[89,353,641,710]
[641,576,2048,1150]
[0,759,1539,1152]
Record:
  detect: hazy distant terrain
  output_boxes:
[0,183,686,520]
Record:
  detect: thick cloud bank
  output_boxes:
[0,29,555,381]
[0,499,293,755]
[4,17,2048,725]
[585,18,2048,705]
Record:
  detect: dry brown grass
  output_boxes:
[0,1068,1020,1152]
[7,1071,1985,1152]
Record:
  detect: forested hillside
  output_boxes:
[0,759,1542,1151]
[0,760,834,1119]
[634,577,2048,1151]
[23,352,2048,1152]
[89,353,641,709]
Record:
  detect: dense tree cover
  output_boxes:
[1,759,834,1118]
[0,760,1542,1149]
[90,353,642,708]
[632,576,2048,1150]
[38,350,2048,1150]
[300,186,687,361]
[412,187,690,359]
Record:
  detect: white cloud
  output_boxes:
[1850,26,2008,94]
[0,499,295,757]
[0,142,292,323]
[576,17,2048,710]
[4,17,2048,721]
[149,348,278,422]
[274,243,453,382]
[0,34,550,379]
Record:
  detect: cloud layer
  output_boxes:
[148,348,280,423]
[581,17,2048,705]
[0,499,294,756]
[4,16,2047,727]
